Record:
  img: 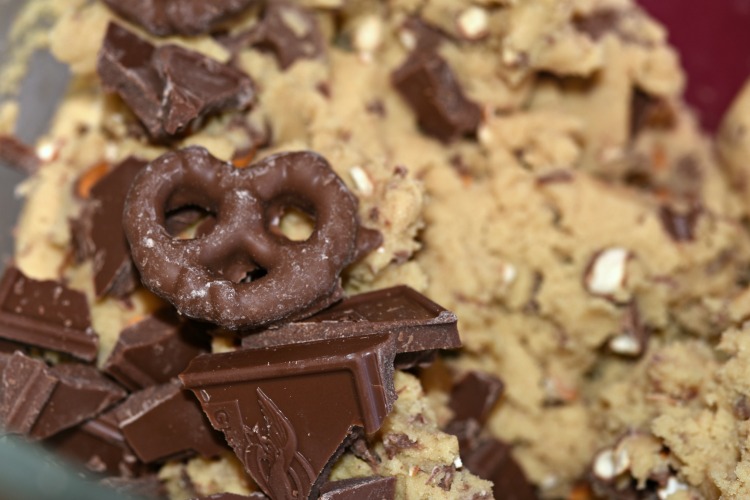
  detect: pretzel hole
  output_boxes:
[165,206,216,240]
[270,205,315,242]
[218,256,268,284]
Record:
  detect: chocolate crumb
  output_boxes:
[573,10,622,41]
[426,464,456,491]
[0,135,41,175]
[659,204,702,242]
[383,432,418,459]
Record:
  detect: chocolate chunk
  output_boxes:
[46,411,143,477]
[383,432,418,459]
[0,266,99,362]
[0,135,41,175]
[124,147,379,330]
[102,0,255,37]
[462,438,537,500]
[319,476,396,500]
[1,352,126,440]
[659,205,701,242]
[448,371,504,426]
[392,49,481,143]
[103,310,210,391]
[97,23,255,141]
[86,157,148,298]
[630,89,676,138]
[113,379,228,463]
[241,285,461,367]
[223,1,325,70]
[400,17,445,51]
[573,9,622,41]
[608,303,650,357]
[0,352,57,435]
[181,334,401,500]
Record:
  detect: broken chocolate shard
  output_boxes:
[630,88,676,138]
[114,379,228,463]
[241,285,461,366]
[392,49,481,143]
[88,157,147,298]
[102,0,255,37]
[224,1,325,70]
[0,352,57,435]
[400,17,445,51]
[448,371,504,426]
[319,476,396,500]
[462,438,537,500]
[0,266,99,362]
[103,310,210,391]
[0,135,41,175]
[1,352,126,440]
[191,494,268,500]
[46,411,143,477]
[97,23,255,141]
[32,362,127,440]
[181,334,400,500]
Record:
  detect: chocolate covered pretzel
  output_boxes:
[123,146,380,330]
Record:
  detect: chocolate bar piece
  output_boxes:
[97,23,255,141]
[1,352,126,440]
[181,334,400,500]
[319,476,396,500]
[0,266,99,361]
[103,310,210,391]
[241,285,461,365]
[462,438,537,500]
[87,157,147,298]
[221,2,325,70]
[448,371,504,426]
[101,0,255,37]
[113,379,228,463]
[46,411,143,477]
[191,494,268,500]
[391,48,481,143]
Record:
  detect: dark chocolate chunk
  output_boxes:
[319,476,396,500]
[462,438,537,500]
[573,9,622,41]
[103,310,210,391]
[426,465,455,491]
[222,1,325,70]
[658,204,701,242]
[0,266,99,361]
[113,379,228,463]
[87,157,147,298]
[448,371,504,426]
[608,303,650,358]
[124,147,379,330]
[391,49,481,143]
[97,23,255,141]
[241,285,461,365]
[181,334,400,500]
[46,411,143,477]
[0,352,57,435]
[0,135,41,175]
[102,0,255,37]
[630,89,676,138]
[400,17,445,51]
[1,352,126,440]
[382,432,418,459]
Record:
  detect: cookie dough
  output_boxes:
[3,0,750,498]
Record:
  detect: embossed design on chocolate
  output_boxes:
[102,0,255,37]
[97,23,255,141]
[243,388,315,499]
[181,334,399,499]
[123,146,380,329]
